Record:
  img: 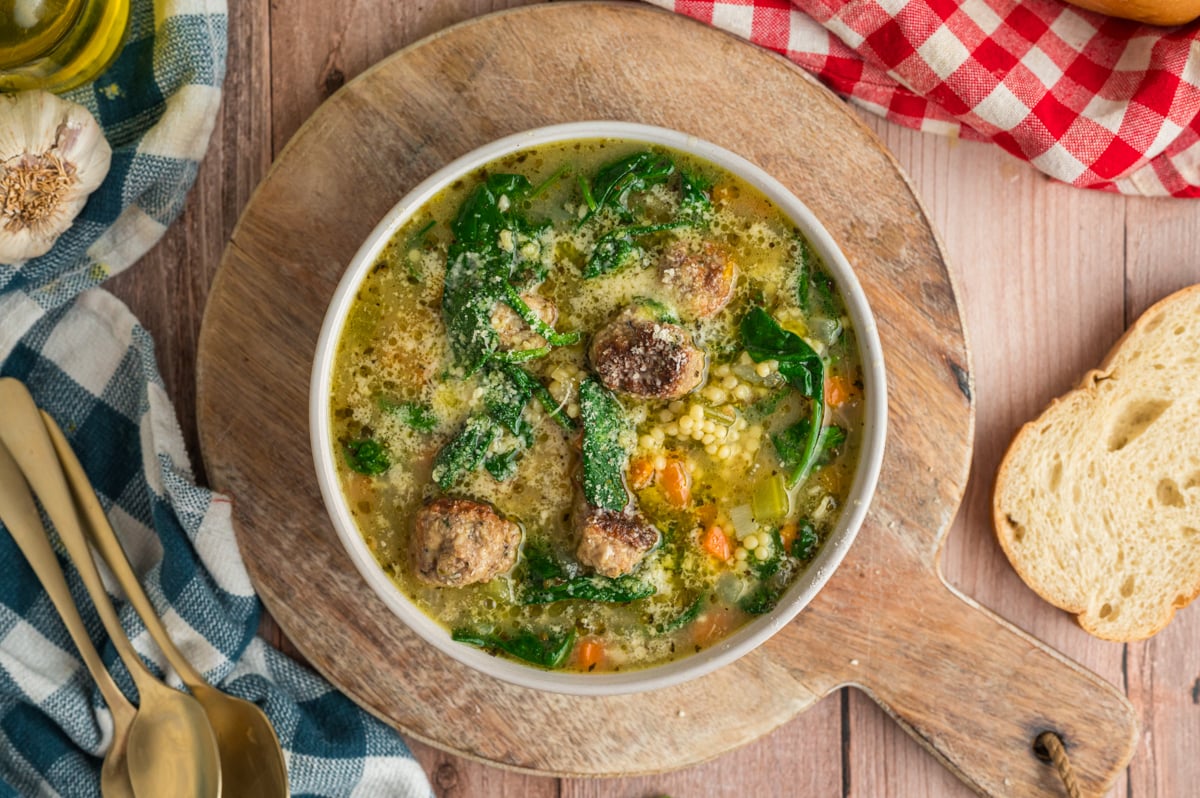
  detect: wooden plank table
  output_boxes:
[106,1,1200,795]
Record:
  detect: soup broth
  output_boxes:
[330,139,864,673]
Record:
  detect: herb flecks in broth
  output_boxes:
[329,140,865,673]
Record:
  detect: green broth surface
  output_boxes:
[330,138,864,673]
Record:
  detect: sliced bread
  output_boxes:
[993,284,1200,642]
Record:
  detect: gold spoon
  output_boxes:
[0,442,136,798]
[0,378,221,798]
[42,411,290,798]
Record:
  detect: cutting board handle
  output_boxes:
[844,567,1138,797]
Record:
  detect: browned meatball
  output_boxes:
[575,506,659,578]
[409,498,521,587]
[588,306,705,400]
[490,293,558,351]
[657,240,736,319]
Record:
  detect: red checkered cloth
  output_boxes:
[647,0,1200,196]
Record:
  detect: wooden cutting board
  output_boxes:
[195,3,1137,794]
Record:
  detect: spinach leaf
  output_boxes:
[527,163,569,201]
[492,345,551,364]
[770,422,807,466]
[632,296,680,324]
[378,398,437,432]
[584,221,686,278]
[679,169,712,221]
[451,173,534,247]
[403,219,437,279]
[442,174,576,373]
[581,151,676,223]
[771,420,845,482]
[522,573,656,605]
[483,366,533,435]
[795,238,838,317]
[521,541,568,584]
[498,362,574,430]
[740,307,826,488]
[517,541,655,604]
[343,439,389,476]
[740,582,783,616]
[747,527,784,579]
[452,626,575,669]
[431,416,497,489]
[576,174,598,214]
[434,362,576,489]
[741,306,823,396]
[484,449,520,482]
[577,153,713,277]
[657,595,704,633]
[442,249,514,374]
[747,387,790,421]
[793,520,819,560]
[501,284,580,346]
[579,379,631,511]
[817,425,846,463]
[408,218,437,244]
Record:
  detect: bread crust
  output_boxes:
[1060,0,1200,26]
[993,283,1200,641]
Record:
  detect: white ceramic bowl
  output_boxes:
[311,121,887,695]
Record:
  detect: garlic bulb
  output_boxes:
[0,90,112,263]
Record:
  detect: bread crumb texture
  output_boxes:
[993,284,1200,641]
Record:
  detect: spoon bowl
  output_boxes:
[187,682,288,796]
[0,441,136,798]
[42,411,289,798]
[0,377,222,798]
[125,681,223,798]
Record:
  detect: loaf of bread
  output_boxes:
[1061,0,1200,26]
[993,284,1200,641]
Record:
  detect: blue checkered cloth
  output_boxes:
[0,1,434,796]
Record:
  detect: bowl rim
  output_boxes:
[310,120,887,696]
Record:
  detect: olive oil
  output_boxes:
[0,0,130,93]
[0,0,83,69]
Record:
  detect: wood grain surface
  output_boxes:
[105,1,1200,796]
[193,3,1137,794]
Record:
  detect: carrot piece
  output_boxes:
[779,522,797,552]
[576,638,603,672]
[659,458,692,508]
[691,608,736,647]
[825,375,855,407]
[701,524,732,561]
[627,456,656,490]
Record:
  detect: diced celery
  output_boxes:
[716,572,749,604]
[729,504,757,540]
[480,576,514,604]
[751,474,790,523]
[810,317,843,345]
[702,405,736,426]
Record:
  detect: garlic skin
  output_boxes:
[0,90,112,264]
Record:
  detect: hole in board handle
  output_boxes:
[1033,731,1082,798]
[1032,730,1061,762]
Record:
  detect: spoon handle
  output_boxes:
[0,440,136,728]
[0,378,158,694]
[40,411,208,689]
